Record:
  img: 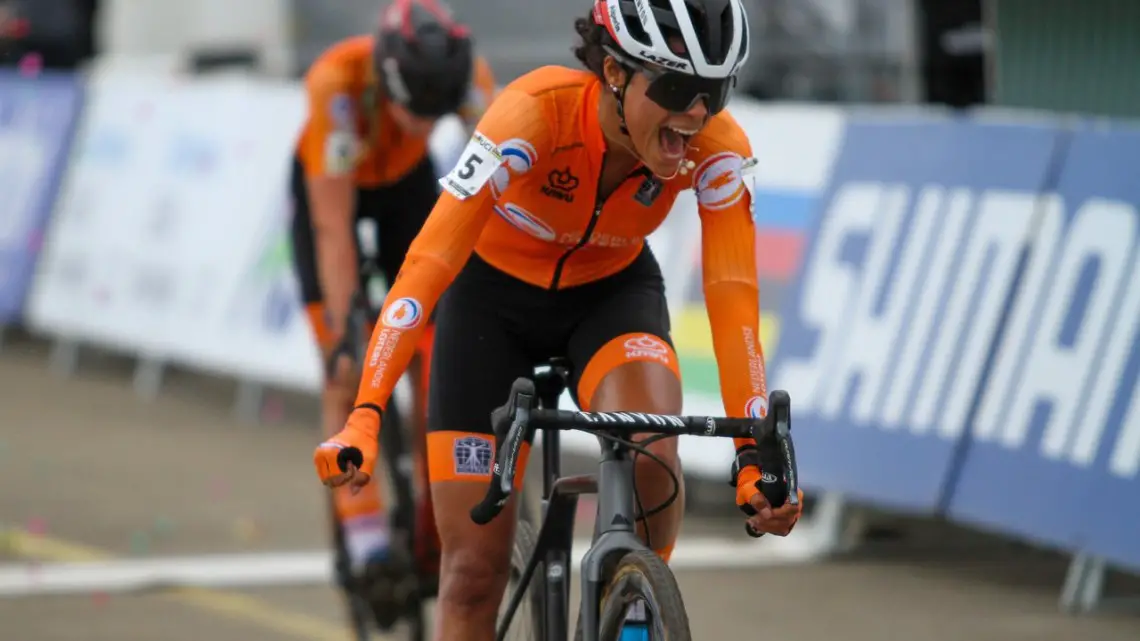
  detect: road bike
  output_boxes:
[475,368,800,641]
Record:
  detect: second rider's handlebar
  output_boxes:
[469,378,799,527]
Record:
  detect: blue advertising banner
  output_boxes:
[0,71,83,323]
[767,116,1063,511]
[947,124,1140,570]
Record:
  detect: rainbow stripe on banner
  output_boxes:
[670,104,845,401]
[673,189,817,396]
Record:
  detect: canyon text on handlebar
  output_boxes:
[469,382,799,526]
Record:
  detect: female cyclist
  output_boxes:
[314,1,805,639]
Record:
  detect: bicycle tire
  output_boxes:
[516,475,542,530]
[405,606,427,641]
[379,397,416,540]
[386,394,435,641]
[594,550,691,641]
[373,395,431,636]
[497,518,546,640]
[384,387,441,600]
[332,515,375,640]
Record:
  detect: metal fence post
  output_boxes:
[234,379,265,424]
[48,339,81,379]
[132,357,167,402]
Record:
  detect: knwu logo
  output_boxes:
[776,181,1140,479]
[542,167,579,202]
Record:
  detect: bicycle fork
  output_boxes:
[578,447,643,641]
[534,444,643,641]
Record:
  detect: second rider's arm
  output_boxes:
[309,179,357,339]
[300,69,361,338]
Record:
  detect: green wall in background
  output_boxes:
[992,0,1140,119]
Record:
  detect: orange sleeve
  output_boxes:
[345,85,551,436]
[694,128,766,453]
[459,55,498,127]
[297,57,359,179]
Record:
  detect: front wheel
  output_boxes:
[596,550,691,641]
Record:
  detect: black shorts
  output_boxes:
[289,154,439,305]
[427,247,678,439]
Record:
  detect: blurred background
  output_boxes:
[1,0,1140,640]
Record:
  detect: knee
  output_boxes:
[635,435,681,474]
[431,479,515,616]
[438,535,511,614]
[588,361,682,415]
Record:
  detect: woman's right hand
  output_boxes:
[313,411,379,494]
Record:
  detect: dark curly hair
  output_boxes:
[573,15,611,78]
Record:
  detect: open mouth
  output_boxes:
[658,124,696,160]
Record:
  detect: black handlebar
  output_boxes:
[469,378,800,528]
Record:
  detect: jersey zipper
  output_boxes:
[549,152,610,290]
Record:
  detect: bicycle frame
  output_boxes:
[499,373,653,641]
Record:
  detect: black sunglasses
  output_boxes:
[640,64,736,114]
[604,47,737,114]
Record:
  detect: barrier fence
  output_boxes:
[768,113,1140,608]
[0,68,1136,609]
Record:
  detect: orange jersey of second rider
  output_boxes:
[295,35,497,187]
[354,66,769,452]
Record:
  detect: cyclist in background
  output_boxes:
[314,0,804,639]
[290,0,495,617]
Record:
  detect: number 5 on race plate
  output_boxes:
[439,131,505,200]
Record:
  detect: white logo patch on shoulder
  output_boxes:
[324,131,359,175]
[490,138,538,198]
[694,152,747,211]
[440,131,506,200]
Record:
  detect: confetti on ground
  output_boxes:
[260,394,285,423]
[209,478,230,500]
[152,516,176,537]
[25,517,46,536]
[232,517,263,543]
[91,591,111,608]
[129,530,150,555]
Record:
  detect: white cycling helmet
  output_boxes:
[593,0,750,80]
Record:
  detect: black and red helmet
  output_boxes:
[374,0,474,118]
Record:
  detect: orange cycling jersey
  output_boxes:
[295,35,497,187]
[350,66,769,453]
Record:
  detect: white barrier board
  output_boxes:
[26,70,322,390]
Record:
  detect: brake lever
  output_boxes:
[744,390,796,537]
[497,405,529,495]
[470,379,537,525]
[775,405,799,507]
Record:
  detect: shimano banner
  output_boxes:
[0,72,82,323]
[768,117,1064,511]
[947,124,1140,570]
